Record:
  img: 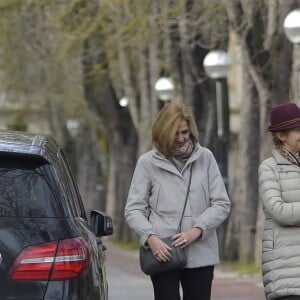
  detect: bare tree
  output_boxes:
[224,0,295,263]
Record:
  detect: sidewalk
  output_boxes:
[105,241,265,300]
[212,267,264,300]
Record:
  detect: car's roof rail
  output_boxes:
[0,130,60,164]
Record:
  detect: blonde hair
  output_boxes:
[272,132,283,148]
[152,102,199,157]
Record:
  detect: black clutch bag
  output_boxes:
[139,163,193,276]
[139,236,187,276]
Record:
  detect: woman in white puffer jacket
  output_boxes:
[259,102,300,300]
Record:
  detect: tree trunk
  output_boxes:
[137,47,152,155]
[148,0,160,123]
[238,68,260,263]
[178,5,194,108]
[81,37,138,241]
[77,122,104,221]
[225,1,296,263]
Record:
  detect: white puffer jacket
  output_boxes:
[258,149,300,300]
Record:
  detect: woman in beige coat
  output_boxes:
[259,102,300,300]
[124,102,230,300]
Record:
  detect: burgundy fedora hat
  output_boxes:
[268,102,300,132]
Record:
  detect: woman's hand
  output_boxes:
[147,235,172,262]
[171,227,202,248]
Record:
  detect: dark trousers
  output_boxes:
[150,266,214,300]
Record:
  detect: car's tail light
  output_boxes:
[9,237,91,281]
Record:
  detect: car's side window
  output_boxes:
[55,163,79,218]
[58,149,87,220]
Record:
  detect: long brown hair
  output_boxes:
[152,102,199,157]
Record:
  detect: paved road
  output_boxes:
[105,241,265,300]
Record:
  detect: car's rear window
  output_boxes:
[0,153,66,218]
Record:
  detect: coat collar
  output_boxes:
[151,143,203,176]
[272,148,293,165]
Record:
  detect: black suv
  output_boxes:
[0,130,113,300]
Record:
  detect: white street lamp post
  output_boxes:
[283,9,300,103]
[203,50,231,139]
[154,77,175,102]
[203,49,231,186]
[203,49,231,259]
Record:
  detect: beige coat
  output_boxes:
[259,149,300,299]
[124,143,230,268]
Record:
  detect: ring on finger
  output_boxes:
[183,238,187,243]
